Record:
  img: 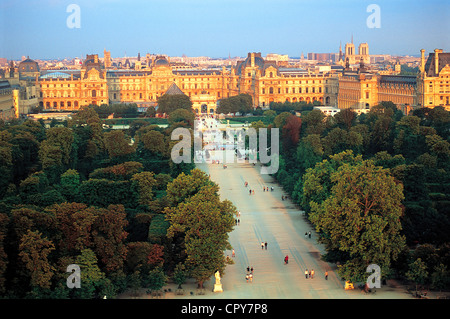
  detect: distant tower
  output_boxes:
[104,49,111,68]
[137,52,141,62]
[359,56,366,73]
[339,42,343,61]
[394,58,401,73]
[9,61,15,78]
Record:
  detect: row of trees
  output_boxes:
[252,102,450,289]
[0,100,237,298]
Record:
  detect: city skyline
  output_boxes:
[1,0,449,60]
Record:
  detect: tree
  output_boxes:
[165,182,236,288]
[406,258,428,296]
[18,230,55,289]
[334,108,356,130]
[173,262,187,289]
[103,130,136,159]
[140,130,167,156]
[91,204,129,274]
[75,248,105,288]
[126,242,164,274]
[49,202,98,253]
[282,114,302,148]
[217,94,253,114]
[273,112,292,129]
[303,109,326,135]
[131,171,158,208]
[165,168,214,206]
[156,94,193,115]
[146,267,167,293]
[306,152,406,282]
[168,109,195,127]
[0,213,8,294]
[60,169,81,201]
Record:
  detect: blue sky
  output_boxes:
[1,0,449,60]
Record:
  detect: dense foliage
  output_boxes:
[264,102,450,288]
[0,105,236,298]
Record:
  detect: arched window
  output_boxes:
[269,87,274,94]
[92,90,96,97]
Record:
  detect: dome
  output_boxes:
[154,56,170,67]
[18,57,40,73]
[236,52,266,75]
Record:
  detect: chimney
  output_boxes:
[434,49,443,75]
[420,49,425,73]
[251,53,255,68]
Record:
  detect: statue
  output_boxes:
[215,271,221,285]
[213,270,223,292]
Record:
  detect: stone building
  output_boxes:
[2,49,447,119]
[417,49,450,110]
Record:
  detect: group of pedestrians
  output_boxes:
[234,210,241,226]
[246,266,254,283]
[244,181,275,195]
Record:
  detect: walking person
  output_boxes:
[261,242,264,250]
[311,269,315,279]
[232,249,235,257]
[265,242,267,250]
[284,255,289,264]
[305,232,308,238]
[251,267,254,274]
[305,269,308,279]
[309,270,311,278]
[308,231,311,239]
[325,271,328,280]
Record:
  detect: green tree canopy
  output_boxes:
[305,151,406,282]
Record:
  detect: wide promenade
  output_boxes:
[193,160,411,299]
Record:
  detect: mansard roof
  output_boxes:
[425,52,450,77]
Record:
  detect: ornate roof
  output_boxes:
[154,56,170,67]
[425,51,450,77]
[18,57,40,73]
